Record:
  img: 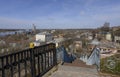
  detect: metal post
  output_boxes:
[1,58,5,77]
[30,49,35,77]
[18,53,21,77]
[10,55,13,77]
[24,51,27,77]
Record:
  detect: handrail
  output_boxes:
[0,43,57,77]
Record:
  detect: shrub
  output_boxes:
[100,54,120,75]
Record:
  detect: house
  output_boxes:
[74,40,82,53]
[0,40,6,45]
[87,39,100,52]
[35,32,53,42]
[114,36,120,45]
[112,26,120,31]
[113,28,120,45]
[106,32,112,41]
[54,37,65,47]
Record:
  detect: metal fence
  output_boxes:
[56,46,64,63]
[0,43,57,77]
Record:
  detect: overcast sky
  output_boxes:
[0,0,120,29]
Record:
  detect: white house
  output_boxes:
[106,32,112,41]
[36,32,53,42]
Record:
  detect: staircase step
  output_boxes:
[63,58,95,68]
[50,65,99,77]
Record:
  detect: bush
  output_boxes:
[100,54,120,75]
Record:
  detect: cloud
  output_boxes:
[0,17,35,29]
[0,17,30,24]
[0,0,120,29]
[80,11,85,15]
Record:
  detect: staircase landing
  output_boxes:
[50,59,99,77]
[50,65,99,77]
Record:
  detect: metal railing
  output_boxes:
[0,43,57,77]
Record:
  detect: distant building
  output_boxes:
[113,28,120,45]
[88,35,93,40]
[54,37,65,47]
[32,24,36,34]
[88,39,100,51]
[114,36,120,45]
[96,40,118,58]
[99,47,117,54]
[112,26,120,31]
[106,32,112,41]
[0,40,6,45]
[51,30,56,33]
[74,40,82,49]
[101,22,110,33]
[35,32,53,42]
[103,22,110,27]
[74,40,82,53]
[9,43,17,47]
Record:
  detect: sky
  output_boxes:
[0,0,120,29]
